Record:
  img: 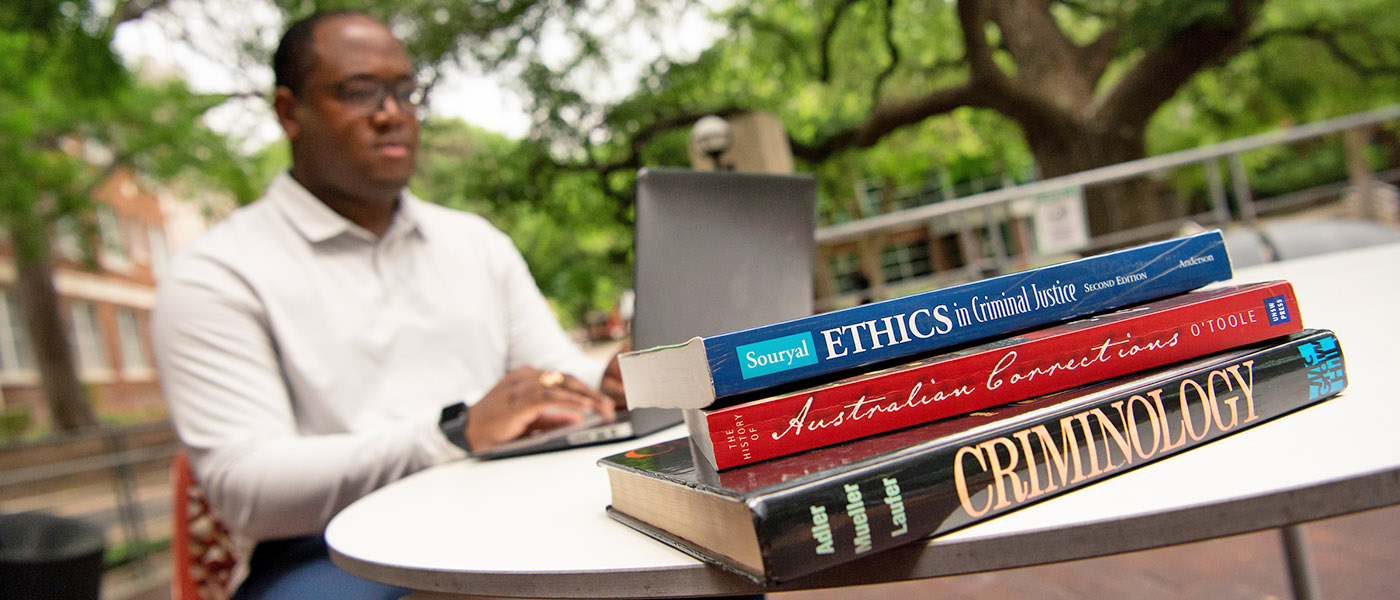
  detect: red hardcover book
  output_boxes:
[689,280,1302,469]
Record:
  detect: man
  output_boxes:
[153,11,621,598]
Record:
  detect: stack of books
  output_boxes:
[601,229,1349,585]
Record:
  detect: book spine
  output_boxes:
[702,282,1301,469]
[750,330,1346,584]
[705,230,1233,401]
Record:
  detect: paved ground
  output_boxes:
[776,504,1400,600]
[99,502,1400,599]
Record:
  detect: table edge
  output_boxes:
[330,465,1400,597]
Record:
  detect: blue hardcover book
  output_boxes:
[621,230,1233,410]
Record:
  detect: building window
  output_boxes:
[0,291,37,382]
[97,205,129,269]
[881,240,933,284]
[69,300,113,381]
[148,225,169,277]
[127,219,151,266]
[115,308,153,380]
[828,251,862,294]
[54,215,85,263]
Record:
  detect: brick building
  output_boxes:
[0,168,205,428]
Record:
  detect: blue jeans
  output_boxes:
[232,534,766,599]
[232,535,410,600]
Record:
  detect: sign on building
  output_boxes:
[1032,185,1090,254]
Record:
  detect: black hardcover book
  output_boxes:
[599,329,1348,585]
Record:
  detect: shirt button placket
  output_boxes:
[371,240,391,305]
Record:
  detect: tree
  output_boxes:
[1,1,257,430]
[368,0,1399,309]
[411,118,633,327]
[1146,1,1400,189]
[515,0,1400,233]
[118,0,1400,326]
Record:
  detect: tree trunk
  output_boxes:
[1019,116,1178,236]
[1342,126,1377,220]
[9,209,98,431]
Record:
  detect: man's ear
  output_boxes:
[273,86,300,139]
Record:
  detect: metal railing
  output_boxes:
[0,422,180,576]
[815,103,1400,308]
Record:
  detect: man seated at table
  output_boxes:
[153,10,622,599]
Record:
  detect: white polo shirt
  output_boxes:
[153,172,604,543]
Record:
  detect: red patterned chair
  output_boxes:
[171,450,237,600]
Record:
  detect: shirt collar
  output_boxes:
[270,172,424,244]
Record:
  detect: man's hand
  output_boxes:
[466,367,616,452]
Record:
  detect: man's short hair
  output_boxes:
[272,10,372,96]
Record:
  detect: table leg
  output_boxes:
[1281,525,1321,600]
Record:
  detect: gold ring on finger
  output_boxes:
[539,370,564,388]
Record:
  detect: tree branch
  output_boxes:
[626,106,747,158]
[552,106,750,191]
[990,0,1078,78]
[1096,0,1263,131]
[818,0,862,83]
[791,84,984,162]
[729,8,818,78]
[871,0,900,103]
[1252,25,1400,79]
[956,0,1002,82]
[219,90,266,101]
[111,0,172,27]
[552,82,980,193]
[1080,25,1123,84]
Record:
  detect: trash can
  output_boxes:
[0,512,106,600]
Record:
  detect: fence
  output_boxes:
[815,104,1400,310]
[0,421,179,582]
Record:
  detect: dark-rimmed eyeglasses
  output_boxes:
[326,77,426,118]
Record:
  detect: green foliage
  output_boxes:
[504,173,633,328]
[563,0,1032,224]
[1,2,260,239]
[1143,0,1400,204]
[1120,0,1239,50]
[2,11,117,266]
[1248,139,1390,198]
[410,119,632,327]
[2,2,266,430]
[104,537,171,570]
[1148,0,1400,154]
[0,406,32,440]
[103,0,1400,324]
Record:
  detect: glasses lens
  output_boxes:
[393,85,423,108]
[338,80,385,112]
[396,85,428,120]
[335,79,423,117]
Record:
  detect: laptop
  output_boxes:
[473,167,816,459]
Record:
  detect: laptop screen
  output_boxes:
[632,168,817,350]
